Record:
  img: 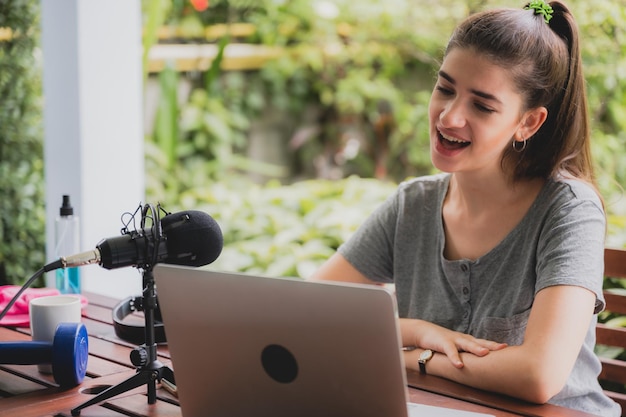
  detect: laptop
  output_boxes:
[153,264,494,417]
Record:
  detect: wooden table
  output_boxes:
[0,292,601,417]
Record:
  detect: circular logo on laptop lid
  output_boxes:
[261,344,298,383]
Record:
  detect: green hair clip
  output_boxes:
[524,0,553,23]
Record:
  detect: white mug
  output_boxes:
[29,295,82,373]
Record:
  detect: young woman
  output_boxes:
[310,1,620,415]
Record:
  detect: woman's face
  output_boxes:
[428,47,533,177]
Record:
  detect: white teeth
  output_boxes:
[440,132,469,144]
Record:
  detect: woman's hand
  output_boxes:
[400,318,507,368]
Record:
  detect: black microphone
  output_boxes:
[45,210,223,271]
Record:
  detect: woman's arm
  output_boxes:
[404,284,596,404]
[308,252,380,285]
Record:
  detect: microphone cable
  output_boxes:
[0,267,46,323]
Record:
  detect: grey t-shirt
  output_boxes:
[338,173,620,416]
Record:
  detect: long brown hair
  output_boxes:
[444,1,595,187]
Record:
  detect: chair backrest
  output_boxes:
[597,248,626,415]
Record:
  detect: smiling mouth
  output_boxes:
[438,131,470,150]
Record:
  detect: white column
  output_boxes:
[42,0,145,298]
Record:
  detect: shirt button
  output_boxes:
[463,287,469,295]
[460,264,468,272]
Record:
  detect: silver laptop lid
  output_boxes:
[154,264,410,417]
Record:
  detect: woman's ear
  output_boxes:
[516,107,548,140]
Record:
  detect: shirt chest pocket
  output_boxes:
[473,308,531,346]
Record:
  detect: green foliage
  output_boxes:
[148,0,626,193]
[142,0,170,81]
[574,0,626,226]
[0,0,45,285]
[242,0,454,180]
[153,65,180,170]
[155,176,397,278]
[146,71,287,200]
[142,0,626,288]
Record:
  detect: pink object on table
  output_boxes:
[0,285,88,327]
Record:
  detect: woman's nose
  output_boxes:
[439,100,466,128]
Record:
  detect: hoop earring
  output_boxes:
[512,139,527,152]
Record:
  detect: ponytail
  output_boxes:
[544,1,594,184]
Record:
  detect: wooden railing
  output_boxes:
[597,248,626,416]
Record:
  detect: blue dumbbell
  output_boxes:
[0,322,88,387]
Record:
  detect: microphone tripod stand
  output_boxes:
[71,204,175,416]
[71,268,174,416]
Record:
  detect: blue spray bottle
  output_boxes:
[55,195,81,294]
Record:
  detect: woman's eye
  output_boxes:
[435,86,454,96]
[475,103,495,114]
